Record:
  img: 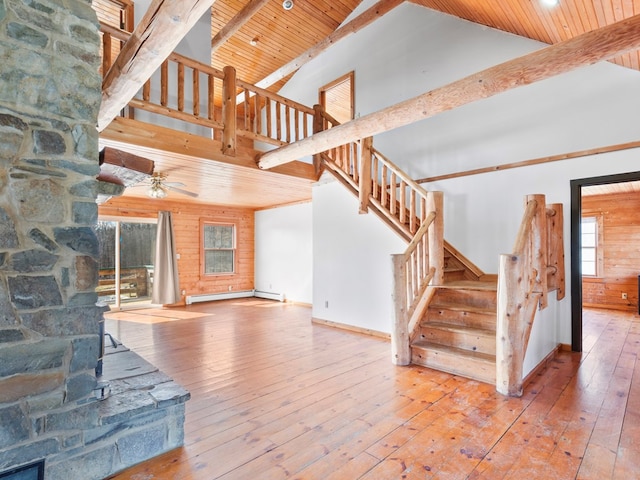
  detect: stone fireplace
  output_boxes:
[0,1,188,478]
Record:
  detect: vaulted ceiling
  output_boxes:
[94,0,640,208]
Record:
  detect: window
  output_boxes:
[202,223,235,274]
[581,216,599,276]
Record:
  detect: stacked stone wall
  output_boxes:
[0,1,188,478]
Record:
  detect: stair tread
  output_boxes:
[420,321,495,335]
[429,301,496,315]
[440,280,497,291]
[412,341,496,363]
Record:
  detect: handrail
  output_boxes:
[98,22,318,150]
[497,194,565,396]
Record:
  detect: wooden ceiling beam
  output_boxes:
[258,13,640,170]
[254,0,405,90]
[210,0,270,52]
[98,0,216,132]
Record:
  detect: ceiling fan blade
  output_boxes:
[166,185,199,197]
[163,181,186,187]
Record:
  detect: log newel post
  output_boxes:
[427,191,444,286]
[359,136,373,214]
[222,65,237,156]
[496,253,524,396]
[391,254,410,365]
[312,104,325,176]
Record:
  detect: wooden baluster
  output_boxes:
[253,93,262,135]
[371,155,379,201]
[351,143,358,182]
[222,65,236,155]
[207,75,214,121]
[390,174,397,216]
[102,32,112,77]
[266,99,272,139]
[381,163,388,208]
[177,62,185,112]
[409,190,416,233]
[143,79,150,102]
[275,101,282,141]
[399,182,407,225]
[312,104,325,175]
[303,112,309,139]
[420,196,426,224]
[160,60,168,107]
[243,90,250,131]
[192,68,200,117]
[285,106,291,143]
[294,110,300,142]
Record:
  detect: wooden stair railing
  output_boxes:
[497,194,565,396]
[99,23,317,156]
[315,108,445,365]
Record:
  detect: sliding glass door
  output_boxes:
[96,218,157,309]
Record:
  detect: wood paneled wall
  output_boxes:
[99,196,254,305]
[582,192,640,311]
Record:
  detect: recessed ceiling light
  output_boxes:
[541,0,559,7]
[282,0,294,11]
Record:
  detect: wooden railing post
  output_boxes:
[359,136,373,214]
[546,203,565,300]
[527,194,548,309]
[391,254,410,365]
[427,191,444,286]
[222,65,237,156]
[312,104,325,176]
[496,253,524,396]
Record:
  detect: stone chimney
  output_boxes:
[0,1,187,478]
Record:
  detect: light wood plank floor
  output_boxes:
[104,301,639,479]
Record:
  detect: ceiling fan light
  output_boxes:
[147,185,167,199]
[282,0,293,11]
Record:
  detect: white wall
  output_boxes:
[276,3,640,372]
[254,202,313,304]
[312,178,406,333]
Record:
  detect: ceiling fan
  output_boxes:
[142,172,198,199]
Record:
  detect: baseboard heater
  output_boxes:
[186,289,284,305]
[254,290,285,302]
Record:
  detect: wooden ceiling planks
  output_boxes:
[210,0,363,87]
[409,0,640,70]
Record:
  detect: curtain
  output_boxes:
[152,211,180,305]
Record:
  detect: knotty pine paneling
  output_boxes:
[582,192,640,311]
[99,196,254,305]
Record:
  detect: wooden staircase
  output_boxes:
[411,279,497,384]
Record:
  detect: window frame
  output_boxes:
[200,221,236,276]
[581,215,603,278]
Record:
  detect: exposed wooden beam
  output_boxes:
[254,0,405,90]
[210,0,270,52]
[98,0,216,132]
[415,140,640,184]
[258,13,640,170]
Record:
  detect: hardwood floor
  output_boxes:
[104,301,639,479]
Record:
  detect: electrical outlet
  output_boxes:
[325,300,329,308]
[622,292,628,299]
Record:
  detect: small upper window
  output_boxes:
[581,217,598,276]
[202,223,235,274]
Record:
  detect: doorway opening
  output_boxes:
[570,171,640,352]
[319,71,355,125]
[96,217,157,310]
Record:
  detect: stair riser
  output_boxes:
[418,328,496,355]
[434,289,497,310]
[411,347,496,384]
[426,308,496,330]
